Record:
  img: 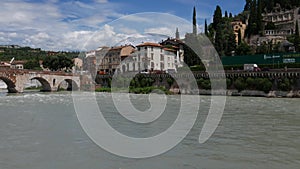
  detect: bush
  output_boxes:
[95,87,111,92]
[256,78,273,93]
[197,78,211,90]
[129,86,171,95]
[278,78,292,91]
[246,77,256,89]
[234,77,247,92]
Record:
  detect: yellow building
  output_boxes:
[231,21,247,44]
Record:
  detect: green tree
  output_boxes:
[238,29,242,45]
[295,21,300,52]
[214,25,224,56]
[204,19,208,36]
[43,54,73,71]
[244,0,252,11]
[193,6,197,35]
[225,11,228,18]
[213,5,222,30]
[236,42,253,55]
[257,0,263,34]
[246,0,258,36]
[226,29,237,56]
[24,59,41,70]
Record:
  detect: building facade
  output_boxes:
[120,42,181,73]
[231,21,247,44]
[98,45,135,74]
[262,6,300,38]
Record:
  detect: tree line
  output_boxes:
[0,46,78,71]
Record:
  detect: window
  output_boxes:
[151,62,154,69]
[151,47,153,51]
[151,53,154,60]
[133,63,135,71]
[160,54,164,61]
[160,63,164,70]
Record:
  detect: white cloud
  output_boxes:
[95,0,108,3]
[145,27,174,37]
[0,1,194,51]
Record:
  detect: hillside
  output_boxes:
[0,45,79,61]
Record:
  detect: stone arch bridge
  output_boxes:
[0,69,80,93]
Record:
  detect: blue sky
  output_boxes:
[0,0,245,51]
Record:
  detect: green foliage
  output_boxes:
[24,59,42,70]
[130,76,155,88]
[238,29,242,45]
[183,33,205,66]
[265,22,276,30]
[256,78,273,93]
[167,77,175,87]
[246,77,256,89]
[95,87,112,92]
[236,42,253,55]
[278,78,292,91]
[294,21,300,52]
[244,0,252,11]
[197,78,211,90]
[193,6,197,35]
[234,77,247,92]
[234,77,273,93]
[204,19,208,36]
[226,78,233,88]
[0,46,79,62]
[43,54,74,71]
[129,86,171,95]
[213,5,222,30]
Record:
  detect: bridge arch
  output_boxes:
[0,77,17,93]
[57,79,79,91]
[30,77,52,92]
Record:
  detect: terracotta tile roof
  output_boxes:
[163,48,176,52]
[109,45,135,51]
[136,42,162,48]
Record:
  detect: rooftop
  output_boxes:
[136,42,162,48]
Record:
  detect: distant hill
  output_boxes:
[0,46,79,61]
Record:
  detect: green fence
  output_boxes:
[222,53,300,66]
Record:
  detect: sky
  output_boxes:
[0,0,245,51]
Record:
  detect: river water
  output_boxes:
[0,92,299,169]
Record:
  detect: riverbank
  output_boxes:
[95,87,300,98]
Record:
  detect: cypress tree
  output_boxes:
[247,0,258,36]
[295,21,300,52]
[176,28,180,39]
[229,13,233,18]
[225,26,237,56]
[225,11,228,18]
[193,6,197,35]
[257,0,263,34]
[238,29,242,45]
[244,0,252,11]
[215,25,224,56]
[205,19,208,36]
[213,5,222,30]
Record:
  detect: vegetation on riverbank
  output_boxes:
[95,75,298,95]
